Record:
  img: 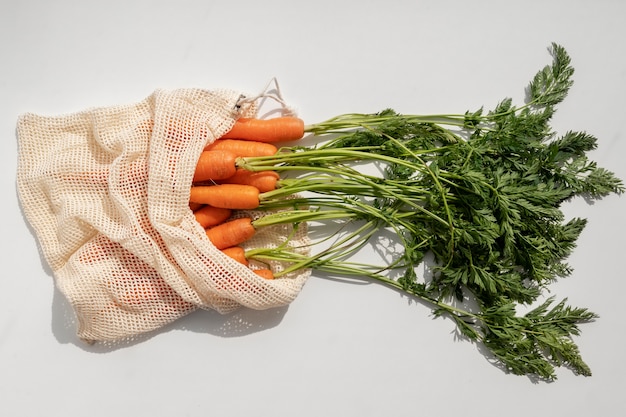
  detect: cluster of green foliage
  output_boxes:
[242,44,623,380]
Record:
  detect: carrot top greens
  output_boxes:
[238,43,624,380]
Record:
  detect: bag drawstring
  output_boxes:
[233,77,297,118]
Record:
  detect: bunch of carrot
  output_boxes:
[188,117,306,280]
[184,88,622,382]
[178,45,626,380]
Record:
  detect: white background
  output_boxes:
[2,1,625,416]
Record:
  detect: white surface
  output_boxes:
[2,1,625,416]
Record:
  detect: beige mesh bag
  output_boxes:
[16,87,311,343]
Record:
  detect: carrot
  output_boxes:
[193,150,238,182]
[204,139,278,157]
[220,117,305,143]
[189,184,260,210]
[219,169,280,193]
[253,269,275,280]
[220,246,249,266]
[205,217,255,250]
[189,202,204,212]
[193,205,233,228]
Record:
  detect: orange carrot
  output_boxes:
[193,150,238,182]
[204,139,278,157]
[220,117,305,143]
[253,269,275,280]
[206,217,255,250]
[189,202,204,212]
[193,205,233,228]
[189,184,260,210]
[219,169,280,193]
[220,246,249,266]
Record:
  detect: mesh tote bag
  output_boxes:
[16,86,311,343]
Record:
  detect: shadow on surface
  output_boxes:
[50,285,290,353]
